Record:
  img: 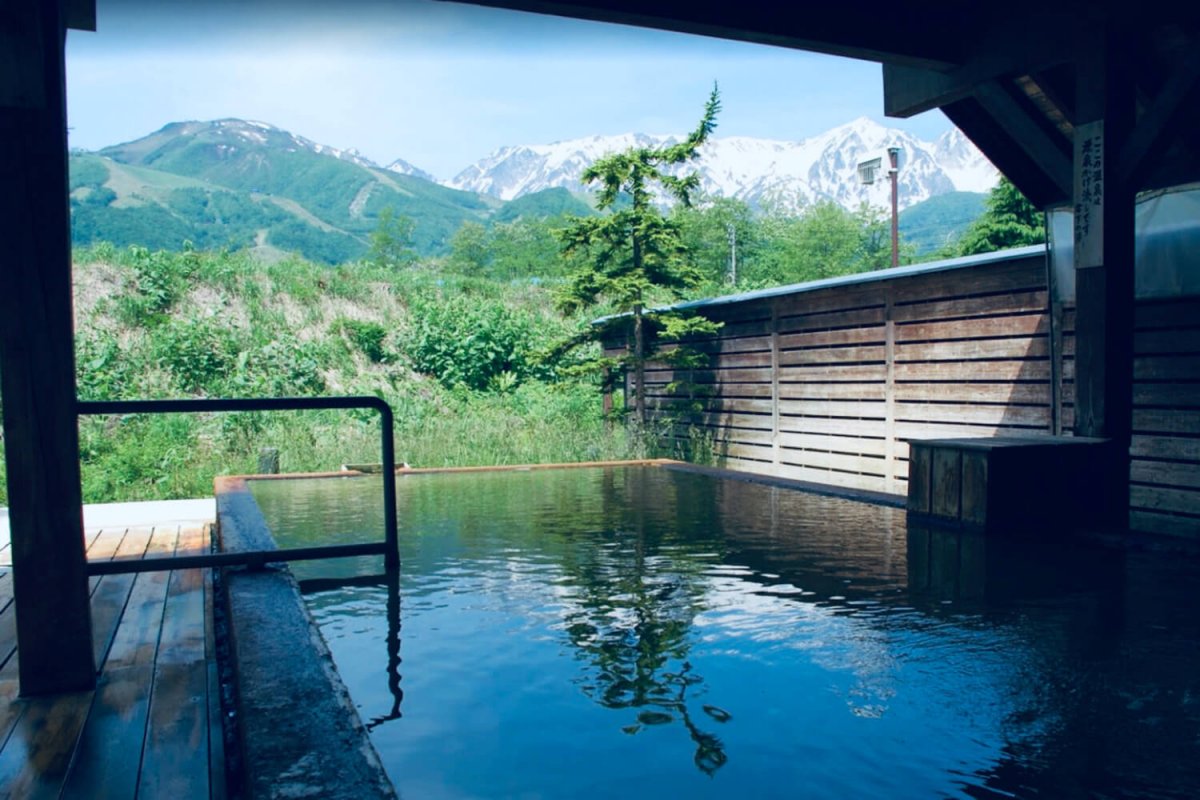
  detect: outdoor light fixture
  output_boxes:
[858,147,903,268]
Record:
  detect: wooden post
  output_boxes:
[257,447,281,475]
[1072,30,1135,517]
[0,0,96,694]
[883,293,897,492]
[769,301,780,469]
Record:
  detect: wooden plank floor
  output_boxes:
[0,524,225,799]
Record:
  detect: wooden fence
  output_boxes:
[602,245,1200,539]
[1059,296,1200,538]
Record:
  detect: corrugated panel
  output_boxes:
[1127,297,1200,538]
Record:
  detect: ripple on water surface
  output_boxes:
[253,466,1200,800]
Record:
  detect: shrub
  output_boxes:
[401,296,550,391]
[338,319,391,363]
[113,245,198,326]
[151,317,240,394]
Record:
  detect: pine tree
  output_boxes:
[556,84,722,426]
[957,176,1045,255]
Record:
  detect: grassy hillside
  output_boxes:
[74,123,602,265]
[96,120,498,259]
[491,187,595,223]
[70,153,366,262]
[899,191,987,255]
[8,244,650,505]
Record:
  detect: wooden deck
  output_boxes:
[0,523,225,798]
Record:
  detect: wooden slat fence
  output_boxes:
[605,249,1055,496]
[604,247,1200,539]
[1130,298,1200,540]
[1058,297,1200,538]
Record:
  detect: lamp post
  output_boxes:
[858,146,903,268]
[888,146,901,268]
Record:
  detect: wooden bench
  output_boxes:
[907,435,1113,531]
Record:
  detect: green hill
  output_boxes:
[899,191,987,255]
[490,187,594,224]
[74,120,609,265]
[88,119,498,262]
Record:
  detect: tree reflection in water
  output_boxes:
[558,468,731,775]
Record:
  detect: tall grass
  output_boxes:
[0,244,672,505]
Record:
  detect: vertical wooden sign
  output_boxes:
[1073,120,1105,269]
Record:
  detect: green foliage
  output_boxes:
[671,196,758,288]
[490,187,594,224]
[152,317,241,393]
[233,336,329,396]
[745,201,892,287]
[31,240,701,506]
[76,331,144,401]
[555,85,724,425]
[338,319,391,363]
[113,245,199,325]
[448,221,490,274]
[368,207,418,269]
[449,217,571,281]
[262,219,364,265]
[957,177,1045,255]
[557,85,722,314]
[898,191,987,255]
[402,296,551,391]
[69,155,109,191]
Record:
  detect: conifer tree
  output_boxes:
[957,176,1045,255]
[556,84,722,427]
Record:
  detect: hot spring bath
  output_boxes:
[250,464,1200,799]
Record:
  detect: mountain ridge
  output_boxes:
[444,117,998,213]
[73,117,993,264]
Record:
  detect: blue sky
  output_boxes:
[66,0,953,180]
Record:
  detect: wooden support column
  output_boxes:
[1072,30,1135,519]
[883,293,896,493]
[769,301,780,468]
[0,1,96,694]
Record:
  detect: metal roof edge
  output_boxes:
[592,244,1047,325]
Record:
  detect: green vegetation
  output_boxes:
[40,244,648,505]
[898,191,987,255]
[956,176,1045,255]
[3,129,1041,508]
[557,85,725,426]
[671,197,895,290]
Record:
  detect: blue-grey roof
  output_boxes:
[592,244,1047,325]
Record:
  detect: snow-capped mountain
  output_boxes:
[444,118,999,212]
[384,158,439,184]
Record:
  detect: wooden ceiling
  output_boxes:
[451,0,1200,208]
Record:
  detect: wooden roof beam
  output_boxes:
[448,0,967,69]
[1118,39,1200,190]
[883,26,1076,118]
[66,0,96,31]
[941,98,1068,208]
[972,81,1074,199]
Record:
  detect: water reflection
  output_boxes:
[254,468,1200,799]
[297,568,404,731]
[556,468,729,773]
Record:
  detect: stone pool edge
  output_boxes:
[214,475,397,799]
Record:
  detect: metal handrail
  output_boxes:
[76,396,399,574]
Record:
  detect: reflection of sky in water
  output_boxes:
[255,467,1200,800]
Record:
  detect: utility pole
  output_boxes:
[858,147,903,268]
[726,222,737,285]
[888,146,901,268]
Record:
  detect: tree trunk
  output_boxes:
[633,303,646,428]
[632,229,647,429]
